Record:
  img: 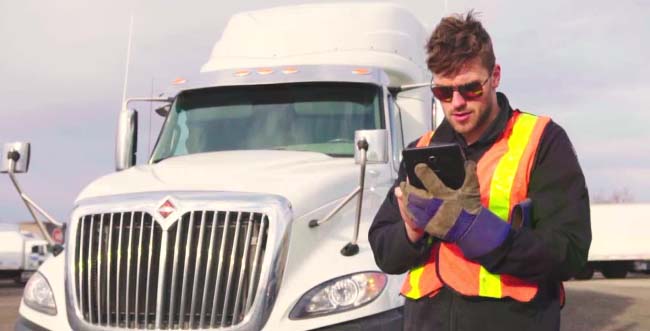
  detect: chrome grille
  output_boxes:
[74,210,269,329]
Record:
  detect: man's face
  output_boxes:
[433,58,501,144]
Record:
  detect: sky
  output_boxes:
[1,0,649,223]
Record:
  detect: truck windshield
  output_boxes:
[151,82,383,162]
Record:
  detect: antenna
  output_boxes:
[121,14,135,105]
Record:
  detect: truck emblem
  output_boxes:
[158,199,176,218]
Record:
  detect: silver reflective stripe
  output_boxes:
[116,213,124,324]
[77,217,86,318]
[199,212,218,328]
[154,230,169,329]
[210,211,231,328]
[168,215,184,327]
[179,211,196,327]
[106,214,114,326]
[233,214,255,321]
[125,213,135,327]
[145,215,155,327]
[134,212,145,327]
[246,215,266,311]
[221,212,243,327]
[189,211,207,328]
[96,214,104,325]
[87,216,94,323]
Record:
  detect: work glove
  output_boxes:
[400,160,516,258]
[400,161,482,242]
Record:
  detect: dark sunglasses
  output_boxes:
[431,76,490,102]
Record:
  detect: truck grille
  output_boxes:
[74,210,269,329]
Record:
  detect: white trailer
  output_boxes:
[10,3,438,330]
[574,203,650,279]
[0,229,49,284]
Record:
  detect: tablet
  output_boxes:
[402,143,466,190]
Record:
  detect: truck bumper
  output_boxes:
[15,309,403,331]
[309,307,403,331]
[14,316,49,331]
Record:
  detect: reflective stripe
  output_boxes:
[479,113,539,298]
[488,113,538,220]
[404,266,424,299]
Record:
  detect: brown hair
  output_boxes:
[426,10,495,77]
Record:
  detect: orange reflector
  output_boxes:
[282,67,299,74]
[352,68,371,75]
[257,68,274,75]
[234,70,251,77]
[172,77,187,85]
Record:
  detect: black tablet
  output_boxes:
[402,143,466,190]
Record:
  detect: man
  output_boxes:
[368,11,591,331]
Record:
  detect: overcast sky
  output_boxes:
[1,0,649,223]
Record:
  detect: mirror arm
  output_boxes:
[308,138,370,233]
[388,82,432,95]
[308,187,361,228]
[340,138,368,256]
[6,157,58,246]
[125,97,174,110]
[20,194,64,227]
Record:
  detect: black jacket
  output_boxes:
[368,93,591,331]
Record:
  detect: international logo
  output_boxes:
[158,199,176,219]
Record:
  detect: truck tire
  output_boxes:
[574,264,594,280]
[601,262,629,279]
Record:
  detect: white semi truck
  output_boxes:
[0,228,50,284]
[574,203,650,280]
[10,3,435,330]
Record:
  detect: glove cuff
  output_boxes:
[456,208,511,259]
[443,210,475,242]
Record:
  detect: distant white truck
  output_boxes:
[0,229,49,284]
[9,3,437,331]
[574,203,650,279]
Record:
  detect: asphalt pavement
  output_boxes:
[0,279,22,331]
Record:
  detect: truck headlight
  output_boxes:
[289,272,387,319]
[23,272,57,315]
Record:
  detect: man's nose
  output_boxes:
[451,90,467,109]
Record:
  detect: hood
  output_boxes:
[76,150,360,217]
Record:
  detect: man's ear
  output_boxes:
[491,64,501,89]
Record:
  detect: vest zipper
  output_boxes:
[449,289,457,331]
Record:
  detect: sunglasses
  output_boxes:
[431,76,490,102]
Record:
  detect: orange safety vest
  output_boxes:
[400,110,550,302]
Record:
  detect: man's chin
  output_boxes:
[450,122,475,136]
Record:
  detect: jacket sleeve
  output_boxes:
[368,148,434,274]
[475,121,592,282]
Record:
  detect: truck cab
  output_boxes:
[14,3,439,330]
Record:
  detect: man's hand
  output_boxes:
[400,161,482,242]
[394,186,425,243]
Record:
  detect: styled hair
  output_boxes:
[426,10,495,76]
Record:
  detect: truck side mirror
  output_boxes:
[353,129,388,164]
[1,142,31,174]
[115,108,139,171]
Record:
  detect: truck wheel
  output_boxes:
[601,262,629,279]
[574,265,594,280]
